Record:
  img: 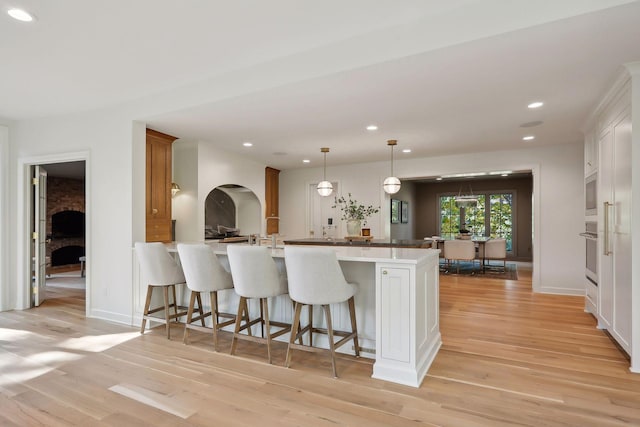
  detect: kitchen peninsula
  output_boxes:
[134,242,441,387]
[284,237,434,248]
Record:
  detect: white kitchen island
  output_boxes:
[133,243,441,388]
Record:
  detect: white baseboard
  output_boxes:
[90,309,133,326]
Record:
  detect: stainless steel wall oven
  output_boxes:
[580,221,597,286]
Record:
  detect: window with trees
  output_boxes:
[439,192,513,251]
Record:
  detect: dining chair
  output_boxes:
[443,240,477,274]
[479,238,507,272]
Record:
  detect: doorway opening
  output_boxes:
[28,160,87,308]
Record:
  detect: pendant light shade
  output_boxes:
[383,140,401,194]
[317,147,333,197]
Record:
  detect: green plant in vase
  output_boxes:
[333,193,380,236]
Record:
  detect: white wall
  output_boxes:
[172,141,268,243]
[9,111,135,324]
[281,142,585,295]
[0,125,9,311]
[172,139,200,242]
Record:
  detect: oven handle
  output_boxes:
[579,232,597,240]
[603,201,612,255]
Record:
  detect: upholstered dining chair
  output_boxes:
[479,238,507,272]
[284,246,359,378]
[177,243,240,350]
[135,242,188,339]
[443,239,477,274]
[226,245,291,364]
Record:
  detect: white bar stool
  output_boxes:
[283,246,360,378]
[226,245,291,364]
[177,243,244,350]
[134,242,188,339]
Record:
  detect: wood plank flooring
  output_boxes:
[1,269,638,426]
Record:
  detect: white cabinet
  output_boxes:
[597,104,632,354]
[584,131,598,176]
[373,254,441,387]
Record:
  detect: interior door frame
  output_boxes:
[33,165,48,306]
[17,151,90,312]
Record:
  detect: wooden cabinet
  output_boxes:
[146,129,176,242]
[265,167,280,235]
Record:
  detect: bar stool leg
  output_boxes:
[210,291,219,351]
[141,285,153,334]
[171,285,180,322]
[163,286,171,339]
[183,291,197,344]
[285,302,303,368]
[259,299,265,338]
[308,305,313,346]
[263,298,272,364]
[348,296,360,357]
[196,293,205,326]
[323,304,337,378]
[230,296,247,356]
[243,298,252,337]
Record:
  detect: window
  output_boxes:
[439,192,514,251]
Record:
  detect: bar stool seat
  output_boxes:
[226,245,292,364]
[177,243,243,350]
[135,242,189,339]
[283,246,359,378]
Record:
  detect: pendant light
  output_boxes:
[383,140,401,194]
[317,147,333,196]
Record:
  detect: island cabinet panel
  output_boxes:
[265,166,280,235]
[379,267,411,362]
[146,129,176,242]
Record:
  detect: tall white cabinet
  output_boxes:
[585,74,633,356]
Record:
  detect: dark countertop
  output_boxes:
[283,238,433,248]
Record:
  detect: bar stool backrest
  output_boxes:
[135,242,185,285]
[177,243,233,292]
[284,246,355,305]
[226,245,287,298]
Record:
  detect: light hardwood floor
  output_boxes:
[1,269,638,426]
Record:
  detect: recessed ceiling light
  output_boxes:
[402,149,411,153]
[435,177,443,181]
[527,101,544,109]
[302,159,310,163]
[8,8,34,22]
[242,142,253,147]
[366,125,378,131]
[501,174,509,177]
[522,135,535,141]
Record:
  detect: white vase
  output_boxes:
[346,219,361,236]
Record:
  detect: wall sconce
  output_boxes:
[171,182,181,196]
[316,147,333,197]
[383,140,401,194]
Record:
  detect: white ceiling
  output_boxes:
[3,0,640,170]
